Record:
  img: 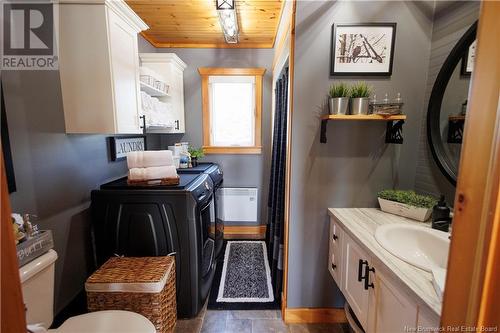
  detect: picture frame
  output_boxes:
[330,23,397,76]
[109,136,147,161]
[460,40,476,76]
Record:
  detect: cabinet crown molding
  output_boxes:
[57,0,148,32]
[139,53,187,71]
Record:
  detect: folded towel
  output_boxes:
[127,150,174,169]
[128,166,178,182]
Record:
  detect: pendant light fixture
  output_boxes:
[216,0,239,44]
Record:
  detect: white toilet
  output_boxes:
[20,250,156,333]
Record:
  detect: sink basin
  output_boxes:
[375,224,450,272]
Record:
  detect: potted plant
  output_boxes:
[328,83,350,115]
[188,147,205,167]
[350,82,373,115]
[377,190,437,222]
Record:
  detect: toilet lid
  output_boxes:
[53,310,156,333]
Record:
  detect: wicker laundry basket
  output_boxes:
[86,256,176,333]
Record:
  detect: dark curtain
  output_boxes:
[266,67,289,302]
[1,82,16,193]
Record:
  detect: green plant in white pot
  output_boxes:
[328,83,350,115]
[350,82,373,115]
[377,190,438,222]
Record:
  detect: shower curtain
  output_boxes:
[266,67,289,302]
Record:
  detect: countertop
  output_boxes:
[328,208,442,316]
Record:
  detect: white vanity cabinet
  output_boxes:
[328,218,344,287]
[342,233,374,330]
[372,270,418,332]
[58,0,148,134]
[328,215,440,333]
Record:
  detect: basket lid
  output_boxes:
[55,310,156,333]
[85,256,174,294]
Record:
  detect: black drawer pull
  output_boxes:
[331,263,337,270]
[364,265,375,290]
[333,234,338,241]
[358,259,367,282]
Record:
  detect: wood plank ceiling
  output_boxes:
[126,0,284,48]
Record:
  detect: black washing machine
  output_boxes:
[91,173,216,318]
[177,163,224,259]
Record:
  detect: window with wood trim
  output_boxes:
[199,67,265,154]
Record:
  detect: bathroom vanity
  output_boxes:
[328,208,443,332]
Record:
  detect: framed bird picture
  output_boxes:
[330,23,397,76]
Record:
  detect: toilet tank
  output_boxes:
[19,249,58,328]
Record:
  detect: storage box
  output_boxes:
[16,230,54,267]
[86,256,176,333]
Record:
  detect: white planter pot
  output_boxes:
[378,198,432,222]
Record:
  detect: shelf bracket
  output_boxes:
[385,120,404,144]
[320,120,328,143]
[447,119,464,143]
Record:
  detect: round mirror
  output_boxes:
[427,22,477,186]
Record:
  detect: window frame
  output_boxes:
[199,67,265,154]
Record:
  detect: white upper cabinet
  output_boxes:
[139,53,187,134]
[58,0,148,134]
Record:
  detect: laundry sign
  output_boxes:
[109,136,146,161]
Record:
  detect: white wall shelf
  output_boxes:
[140,81,170,97]
[139,53,187,134]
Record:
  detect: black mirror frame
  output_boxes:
[427,21,477,186]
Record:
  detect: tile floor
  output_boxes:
[174,305,350,333]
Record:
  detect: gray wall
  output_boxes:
[2,35,156,314]
[288,1,435,308]
[3,70,129,313]
[151,48,274,225]
[414,1,479,203]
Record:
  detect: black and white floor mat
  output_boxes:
[217,241,274,303]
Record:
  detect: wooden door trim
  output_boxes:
[1,147,27,332]
[284,307,346,324]
[441,1,500,329]
[281,0,297,321]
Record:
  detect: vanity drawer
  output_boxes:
[328,217,344,289]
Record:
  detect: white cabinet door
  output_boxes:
[328,217,344,290]
[60,1,146,134]
[417,306,440,332]
[107,8,141,134]
[343,233,371,330]
[370,270,418,333]
[170,65,185,133]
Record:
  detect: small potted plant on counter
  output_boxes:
[188,147,205,167]
[377,190,437,222]
[328,83,350,115]
[350,82,373,115]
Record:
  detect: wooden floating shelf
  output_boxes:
[448,115,465,143]
[320,114,407,144]
[321,114,407,121]
[448,115,466,121]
